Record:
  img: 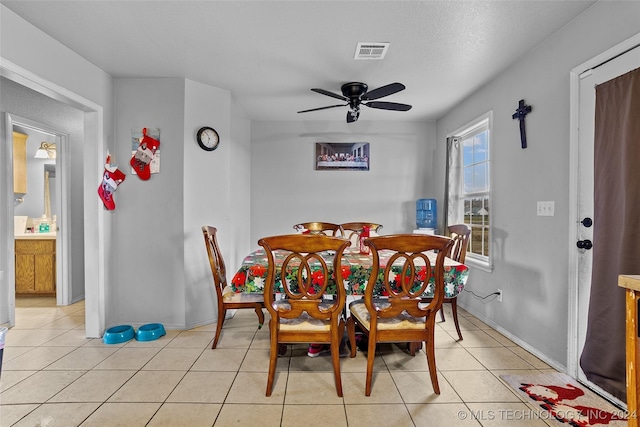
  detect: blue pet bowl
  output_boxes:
[135,323,166,341]
[102,325,135,344]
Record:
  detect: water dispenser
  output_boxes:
[416,198,437,229]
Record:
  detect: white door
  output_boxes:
[576,44,640,403]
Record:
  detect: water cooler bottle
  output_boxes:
[415,198,437,234]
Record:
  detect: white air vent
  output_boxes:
[354,42,390,60]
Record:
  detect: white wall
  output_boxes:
[434,1,640,368]
[113,78,186,328]
[112,78,252,329]
[183,79,252,328]
[228,96,252,271]
[250,120,436,246]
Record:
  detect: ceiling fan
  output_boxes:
[297,82,412,123]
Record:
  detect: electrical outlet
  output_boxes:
[497,289,503,303]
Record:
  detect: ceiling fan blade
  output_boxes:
[298,104,347,113]
[311,88,347,101]
[361,82,405,101]
[364,101,412,111]
[346,110,360,123]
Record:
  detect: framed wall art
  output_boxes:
[315,142,369,171]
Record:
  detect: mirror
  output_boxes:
[12,125,57,221]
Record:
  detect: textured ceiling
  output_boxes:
[1,0,597,122]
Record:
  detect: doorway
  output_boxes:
[11,118,69,306]
[0,63,105,338]
[569,33,640,406]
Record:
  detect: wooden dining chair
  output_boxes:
[408,224,470,357]
[293,221,344,237]
[346,234,454,396]
[202,226,265,349]
[340,222,383,245]
[429,224,471,340]
[447,224,471,265]
[258,234,351,397]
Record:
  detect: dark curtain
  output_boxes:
[580,67,640,402]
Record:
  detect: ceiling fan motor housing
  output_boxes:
[341,82,368,98]
[342,82,367,110]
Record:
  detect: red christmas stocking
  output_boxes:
[130,127,160,180]
[98,162,126,210]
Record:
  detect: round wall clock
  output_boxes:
[196,126,220,151]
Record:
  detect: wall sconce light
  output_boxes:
[34,142,56,159]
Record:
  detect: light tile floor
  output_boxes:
[0,297,605,426]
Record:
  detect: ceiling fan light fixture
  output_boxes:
[354,42,390,60]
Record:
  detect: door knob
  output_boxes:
[581,217,593,227]
[576,239,593,250]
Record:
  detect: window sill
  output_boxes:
[464,257,493,273]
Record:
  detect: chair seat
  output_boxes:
[349,300,427,331]
[279,313,334,331]
[273,300,339,331]
[222,286,264,303]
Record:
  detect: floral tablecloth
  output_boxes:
[231,248,469,298]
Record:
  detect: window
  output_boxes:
[446,112,492,270]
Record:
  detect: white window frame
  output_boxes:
[446,111,493,272]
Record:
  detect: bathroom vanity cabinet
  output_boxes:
[15,237,56,295]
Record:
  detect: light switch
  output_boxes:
[537,201,555,216]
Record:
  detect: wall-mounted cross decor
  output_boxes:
[512,99,532,149]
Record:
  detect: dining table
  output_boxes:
[230,247,469,299]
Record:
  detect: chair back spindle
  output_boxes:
[448,224,470,264]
